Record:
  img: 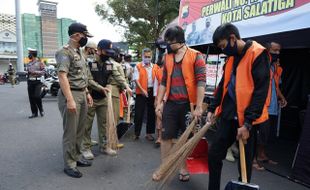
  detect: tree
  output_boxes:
[95,0,179,54]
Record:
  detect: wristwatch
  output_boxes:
[244,122,252,131]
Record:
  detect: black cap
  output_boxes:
[97,39,115,55]
[68,22,93,37]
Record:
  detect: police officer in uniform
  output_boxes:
[7,63,16,87]
[55,23,94,178]
[81,41,112,159]
[26,48,45,118]
[97,39,132,151]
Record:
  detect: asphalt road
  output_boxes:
[0,82,308,190]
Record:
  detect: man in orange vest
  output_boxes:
[206,23,270,189]
[254,42,287,168]
[133,48,156,141]
[153,26,206,182]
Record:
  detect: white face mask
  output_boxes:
[143,57,151,64]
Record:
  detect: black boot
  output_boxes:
[28,114,38,119]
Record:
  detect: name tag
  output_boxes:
[91,62,99,71]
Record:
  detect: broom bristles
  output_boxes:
[106,85,119,151]
[154,122,212,188]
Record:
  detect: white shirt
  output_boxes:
[133,62,154,88]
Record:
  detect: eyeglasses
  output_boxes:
[144,56,152,58]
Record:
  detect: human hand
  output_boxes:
[87,94,93,107]
[126,87,133,96]
[102,87,110,96]
[142,89,148,97]
[193,105,203,119]
[279,98,287,108]
[67,99,77,113]
[236,126,250,144]
[206,112,216,125]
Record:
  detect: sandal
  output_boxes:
[152,172,161,181]
[154,140,161,148]
[252,163,265,171]
[179,173,190,182]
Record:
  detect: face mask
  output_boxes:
[78,37,88,47]
[167,44,184,54]
[222,39,238,56]
[270,53,279,63]
[143,57,151,64]
[28,54,33,59]
[100,54,109,62]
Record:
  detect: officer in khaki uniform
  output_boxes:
[81,41,113,159]
[96,39,132,152]
[55,23,94,178]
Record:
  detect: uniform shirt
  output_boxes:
[133,62,154,88]
[55,45,88,89]
[161,53,206,102]
[27,59,45,78]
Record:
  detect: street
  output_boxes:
[0,82,308,190]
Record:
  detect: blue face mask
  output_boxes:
[222,39,238,56]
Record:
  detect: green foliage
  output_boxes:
[95,0,179,56]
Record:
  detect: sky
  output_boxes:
[0,0,124,43]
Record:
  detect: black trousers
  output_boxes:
[27,80,43,115]
[134,90,155,136]
[208,117,257,190]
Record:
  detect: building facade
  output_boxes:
[0,0,75,73]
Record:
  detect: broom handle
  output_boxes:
[126,91,131,123]
[239,139,248,183]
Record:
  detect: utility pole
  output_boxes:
[15,0,24,72]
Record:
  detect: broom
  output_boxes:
[154,122,212,188]
[106,85,119,151]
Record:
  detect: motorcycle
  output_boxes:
[41,66,60,98]
[0,72,20,85]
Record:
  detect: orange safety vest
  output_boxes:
[215,41,270,126]
[135,62,156,95]
[165,48,199,105]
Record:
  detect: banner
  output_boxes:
[179,0,310,46]
[205,54,226,94]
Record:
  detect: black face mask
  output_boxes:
[167,44,184,54]
[28,54,33,59]
[79,37,88,47]
[270,53,279,63]
[100,54,109,62]
[222,39,238,56]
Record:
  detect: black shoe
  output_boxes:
[40,111,44,117]
[28,114,38,119]
[64,168,82,178]
[77,160,92,167]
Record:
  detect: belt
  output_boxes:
[70,88,86,91]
